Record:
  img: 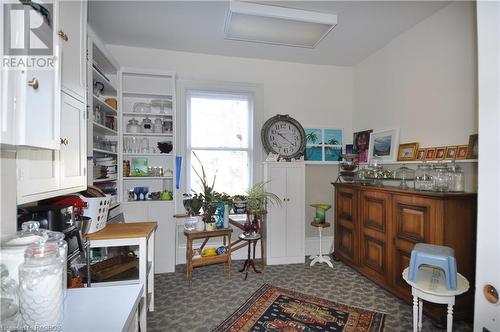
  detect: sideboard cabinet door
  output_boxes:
[334,186,358,265]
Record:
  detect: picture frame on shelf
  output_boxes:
[367,128,399,163]
[434,147,446,160]
[466,134,478,159]
[305,127,343,163]
[353,129,372,163]
[457,145,468,160]
[397,142,419,161]
[131,157,148,177]
[425,148,436,160]
[445,146,458,160]
[416,148,426,161]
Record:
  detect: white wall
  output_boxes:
[353,1,477,147]
[108,45,353,237]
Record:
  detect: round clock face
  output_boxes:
[261,115,306,159]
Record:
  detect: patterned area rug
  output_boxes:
[213,284,385,332]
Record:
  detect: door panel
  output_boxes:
[285,166,305,259]
[266,166,287,259]
[335,187,358,264]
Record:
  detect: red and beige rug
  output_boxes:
[213,284,385,331]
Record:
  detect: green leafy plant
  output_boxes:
[192,152,217,223]
[246,181,281,212]
[232,194,247,202]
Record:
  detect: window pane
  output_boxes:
[191,150,248,195]
[190,96,249,148]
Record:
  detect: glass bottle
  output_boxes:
[448,162,465,192]
[0,264,19,330]
[18,242,64,329]
[43,231,68,298]
[433,164,450,192]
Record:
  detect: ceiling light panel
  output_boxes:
[224,2,338,48]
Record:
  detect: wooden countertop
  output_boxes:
[85,222,158,241]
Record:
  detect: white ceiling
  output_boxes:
[88,1,450,66]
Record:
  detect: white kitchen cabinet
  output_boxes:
[17,92,87,204]
[58,0,87,101]
[60,93,87,189]
[121,201,177,273]
[264,162,305,265]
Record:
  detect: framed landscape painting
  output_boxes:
[367,129,399,163]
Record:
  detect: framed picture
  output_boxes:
[434,147,446,160]
[305,127,343,163]
[457,145,468,160]
[353,130,372,163]
[367,128,399,163]
[131,157,148,176]
[466,134,478,159]
[445,146,458,160]
[397,142,419,161]
[425,148,436,160]
[345,144,354,155]
[416,148,426,161]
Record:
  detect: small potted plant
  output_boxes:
[232,194,248,214]
[192,152,217,230]
[244,182,281,234]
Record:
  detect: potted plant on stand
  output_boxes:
[192,152,217,231]
[232,194,248,214]
[245,181,281,234]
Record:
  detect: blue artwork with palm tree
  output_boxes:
[305,128,343,162]
[305,128,322,145]
[324,129,342,146]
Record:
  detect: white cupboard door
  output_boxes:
[267,166,287,259]
[284,166,305,260]
[58,0,87,100]
[149,204,176,273]
[0,70,18,145]
[60,92,86,189]
[17,148,60,204]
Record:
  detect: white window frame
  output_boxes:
[176,79,264,212]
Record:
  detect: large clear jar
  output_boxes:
[43,231,68,298]
[433,164,450,192]
[394,165,415,190]
[0,264,19,330]
[448,163,465,192]
[18,242,64,330]
[414,163,434,191]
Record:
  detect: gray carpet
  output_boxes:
[148,258,472,331]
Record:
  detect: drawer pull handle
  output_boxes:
[58,30,68,42]
[27,78,39,90]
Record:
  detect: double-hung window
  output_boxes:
[187,91,252,195]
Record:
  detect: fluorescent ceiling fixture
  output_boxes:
[224,2,338,48]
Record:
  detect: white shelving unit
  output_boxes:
[87,29,121,206]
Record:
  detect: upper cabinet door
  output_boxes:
[58,0,87,101]
[59,92,86,189]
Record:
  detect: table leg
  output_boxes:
[187,238,193,285]
[227,234,232,279]
[413,296,419,332]
[418,299,423,331]
[447,304,453,332]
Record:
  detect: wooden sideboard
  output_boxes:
[332,183,477,323]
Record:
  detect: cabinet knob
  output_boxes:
[27,78,39,90]
[58,30,68,42]
[60,138,69,146]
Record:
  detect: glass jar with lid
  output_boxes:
[126,118,140,133]
[394,165,415,190]
[448,162,465,192]
[0,264,19,329]
[433,163,450,192]
[43,231,68,298]
[414,163,434,191]
[18,242,64,329]
[141,117,153,133]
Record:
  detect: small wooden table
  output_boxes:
[229,214,266,270]
[238,233,262,280]
[402,266,469,332]
[184,228,233,285]
[310,221,333,268]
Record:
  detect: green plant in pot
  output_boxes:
[244,181,281,234]
[232,194,248,214]
[192,152,217,227]
[182,193,203,216]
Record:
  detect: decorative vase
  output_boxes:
[223,204,229,228]
[233,201,248,214]
[215,203,225,229]
[244,213,253,234]
[194,216,204,231]
[206,222,216,231]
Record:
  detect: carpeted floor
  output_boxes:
[148,258,472,331]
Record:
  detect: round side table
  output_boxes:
[239,233,262,280]
[402,266,469,332]
[310,221,333,268]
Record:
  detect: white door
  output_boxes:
[474,2,500,330]
[267,165,287,260]
[149,203,176,273]
[58,0,87,101]
[59,92,86,189]
[285,166,305,261]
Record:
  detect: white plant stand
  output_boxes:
[402,266,470,332]
[310,221,333,268]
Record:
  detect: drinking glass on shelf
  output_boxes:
[141,138,149,153]
[131,137,139,153]
[123,137,130,153]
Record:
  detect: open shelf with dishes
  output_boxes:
[119,69,176,205]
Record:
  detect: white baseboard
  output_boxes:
[175,236,333,265]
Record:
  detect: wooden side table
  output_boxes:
[184,228,233,285]
[238,233,262,280]
[229,213,266,270]
[402,266,469,332]
[310,221,333,268]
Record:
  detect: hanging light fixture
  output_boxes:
[224,1,338,48]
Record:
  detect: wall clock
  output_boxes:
[261,114,306,159]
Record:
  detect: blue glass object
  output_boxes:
[133,187,141,201]
[215,203,225,229]
[175,156,182,190]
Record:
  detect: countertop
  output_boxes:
[85,222,158,241]
[62,284,143,332]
